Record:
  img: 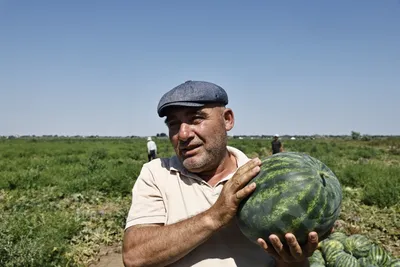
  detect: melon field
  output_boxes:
[0,136,399,266]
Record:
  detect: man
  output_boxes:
[146,136,157,161]
[123,81,319,267]
[271,134,283,154]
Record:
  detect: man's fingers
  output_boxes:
[236,158,261,175]
[234,158,261,180]
[258,233,319,263]
[224,157,261,203]
[269,235,291,261]
[257,238,280,259]
[285,234,303,261]
[257,238,268,250]
[304,232,319,257]
[234,182,256,203]
[231,158,261,189]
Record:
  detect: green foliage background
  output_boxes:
[0,137,399,266]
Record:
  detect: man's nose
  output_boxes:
[178,123,193,141]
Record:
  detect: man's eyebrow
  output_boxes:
[164,109,208,124]
[187,109,209,118]
[193,109,208,116]
[164,115,179,124]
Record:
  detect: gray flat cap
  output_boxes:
[157,80,229,117]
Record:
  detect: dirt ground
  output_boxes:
[89,245,124,267]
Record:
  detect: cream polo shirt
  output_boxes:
[125,146,276,267]
[147,140,157,154]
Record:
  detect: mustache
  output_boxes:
[178,140,203,150]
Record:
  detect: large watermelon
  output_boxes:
[236,152,342,246]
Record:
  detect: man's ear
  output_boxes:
[223,108,235,131]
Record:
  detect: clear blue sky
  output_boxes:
[1,0,399,137]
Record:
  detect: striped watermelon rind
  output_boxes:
[328,231,347,245]
[367,244,391,266]
[358,257,379,267]
[343,234,373,258]
[334,252,359,267]
[236,152,342,246]
[322,239,345,260]
[388,259,400,267]
[315,232,400,267]
[326,250,347,267]
[309,249,325,265]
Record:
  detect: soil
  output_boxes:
[89,245,124,267]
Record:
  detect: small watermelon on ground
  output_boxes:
[388,259,400,267]
[322,239,345,260]
[343,234,373,258]
[326,250,347,267]
[358,257,379,267]
[236,152,342,246]
[328,231,347,245]
[334,252,359,267]
[309,249,325,265]
[318,237,331,250]
[315,232,399,267]
[367,244,391,266]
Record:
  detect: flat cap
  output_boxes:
[157,80,229,117]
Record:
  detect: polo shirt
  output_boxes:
[147,140,157,153]
[271,140,282,154]
[125,146,276,266]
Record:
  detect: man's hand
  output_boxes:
[208,157,261,229]
[257,232,319,265]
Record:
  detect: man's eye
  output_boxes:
[192,117,203,123]
[166,121,178,128]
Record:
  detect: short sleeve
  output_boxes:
[125,165,166,229]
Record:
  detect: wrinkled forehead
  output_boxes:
[164,104,224,122]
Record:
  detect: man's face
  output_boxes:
[164,104,234,173]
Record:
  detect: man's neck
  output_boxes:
[198,151,238,187]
